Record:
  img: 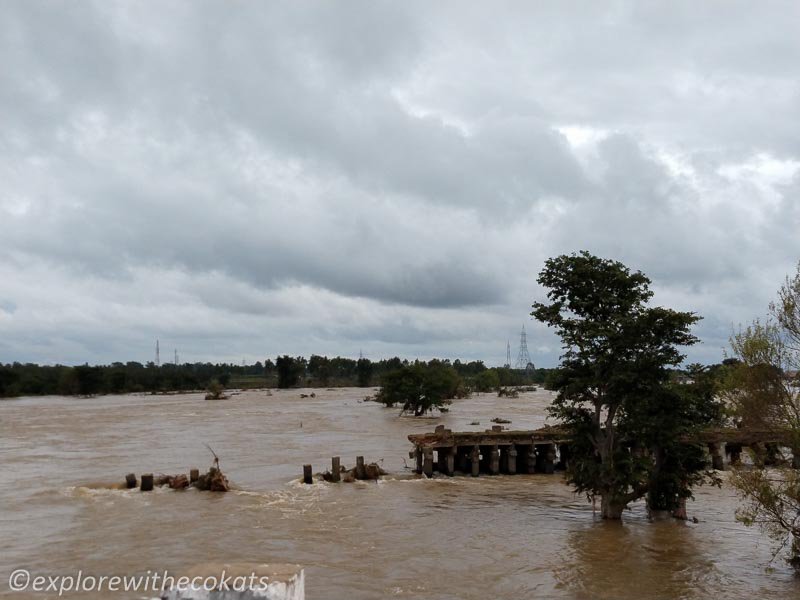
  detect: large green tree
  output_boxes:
[532,252,703,519]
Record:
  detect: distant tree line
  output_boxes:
[0,355,551,398]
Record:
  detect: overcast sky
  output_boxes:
[1,2,799,367]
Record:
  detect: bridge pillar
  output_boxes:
[414,447,423,474]
[708,442,725,471]
[489,445,500,475]
[546,445,557,474]
[764,443,780,466]
[557,444,571,471]
[443,447,455,476]
[536,444,555,474]
[456,446,470,473]
[507,445,517,475]
[750,442,767,467]
[526,446,537,473]
[423,449,433,478]
[470,445,480,477]
[727,444,742,466]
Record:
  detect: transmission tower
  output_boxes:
[155,339,160,367]
[514,325,534,370]
[174,349,179,365]
[505,341,511,368]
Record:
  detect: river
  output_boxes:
[2,388,798,599]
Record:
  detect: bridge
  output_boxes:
[407,425,798,477]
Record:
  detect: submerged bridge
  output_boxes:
[408,425,798,477]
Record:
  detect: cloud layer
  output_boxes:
[2,1,799,366]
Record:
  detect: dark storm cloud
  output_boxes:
[1,1,799,365]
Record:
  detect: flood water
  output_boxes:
[2,388,799,599]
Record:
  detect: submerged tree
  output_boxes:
[276,355,304,389]
[727,262,800,569]
[375,361,466,416]
[532,252,706,519]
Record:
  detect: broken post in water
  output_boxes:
[140,473,154,491]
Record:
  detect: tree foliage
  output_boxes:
[276,355,305,389]
[532,251,713,518]
[375,360,467,416]
[726,261,800,569]
[356,357,373,387]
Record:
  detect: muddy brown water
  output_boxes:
[2,388,799,599]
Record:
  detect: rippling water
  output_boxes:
[2,388,798,599]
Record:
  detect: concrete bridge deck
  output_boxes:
[407,425,798,477]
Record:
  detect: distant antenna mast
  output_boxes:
[156,339,160,367]
[514,325,533,370]
[174,349,179,365]
[505,341,511,368]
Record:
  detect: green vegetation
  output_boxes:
[205,380,226,400]
[375,360,468,416]
[472,369,500,392]
[276,355,305,389]
[532,251,721,519]
[726,262,800,569]
[0,354,554,398]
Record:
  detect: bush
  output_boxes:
[472,369,500,393]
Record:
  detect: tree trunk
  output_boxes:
[672,496,687,520]
[600,494,626,519]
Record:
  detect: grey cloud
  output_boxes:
[1,1,799,366]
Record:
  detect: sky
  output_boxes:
[1,1,799,367]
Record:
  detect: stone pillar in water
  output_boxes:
[728,444,742,466]
[764,443,780,466]
[750,442,767,467]
[708,442,725,471]
[489,445,500,475]
[423,449,434,477]
[414,447,423,474]
[140,473,154,491]
[470,445,480,477]
[302,465,313,485]
[556,444,570,471]
[442,447,455,476]
[330,457,341,482]
[526,446,537,474]
[161,563,304,600]
[457,446,470,473]
[536,445,555,474]
[507,445,517,475]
